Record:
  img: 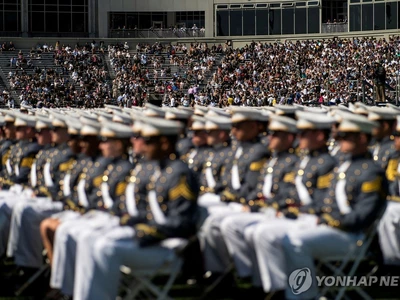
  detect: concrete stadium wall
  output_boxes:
[97,0,214,38]
[6,28,399,50]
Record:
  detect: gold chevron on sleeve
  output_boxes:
[386,158,399,181]
[168,175,196,201]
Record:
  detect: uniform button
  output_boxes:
[267,167,273,173]
[298,170,304,176]
[206,162,212,167]
[161,204,167,211]
[119,203,125,209]
[102,175,108,181]
[306,181,312,188]
[97,201,103,206]
[146,213,153,220]
[285,199,293,205]
[96,191,102,197]
[338,173,346,180]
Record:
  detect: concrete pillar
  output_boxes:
[21,0,29,37]
[88,0,97,37]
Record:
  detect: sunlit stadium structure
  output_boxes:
[1,0,400,39]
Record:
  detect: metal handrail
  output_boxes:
[109,29,206,39]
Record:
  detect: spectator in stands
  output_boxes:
[374,60,386,102]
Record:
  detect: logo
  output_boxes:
[288,268,312,295]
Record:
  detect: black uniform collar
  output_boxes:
[344,151,372,161]
[306,146,329,157]
[237,136,260,147]
[213,139,231,150]
[57,142,70,150]
[272,148,295,158]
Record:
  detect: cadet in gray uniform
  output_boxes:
[72,117,199,300]
[282,114,387,300]
[198,115,231,207]
[165,108,194,159]
[199,108,269,278]
[212,108,269,205]
[378,115,400,266]
[0,113,16,174]
[185,115,210,178]
[0,114,42,189]
[368,107,397,170]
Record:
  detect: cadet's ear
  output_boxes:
[359,133,370,145]
[159,136,171,151]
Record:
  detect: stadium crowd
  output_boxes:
[3,36,400,109]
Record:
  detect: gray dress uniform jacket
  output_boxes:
[317,152,387,232]
[282,147,336,218]
[199,141,231,194]
[34,143,74,198]
[246,150,299,212]
[215,138,270,203]
[66,156,114,212]
[128,155,199,247]
[370,135,396,170]
[86,156,133,211]
[8,139,42,185]
[0,139,14,172]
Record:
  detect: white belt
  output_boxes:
[231,146,243,190]
[295,156,313,205]
[335,161,352,214]
[77,179,88,207]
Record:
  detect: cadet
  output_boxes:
[165,108,194,158]
[0,113,16,173]
[199,108,269,284]
[185,115,210,177]
[72,117,199,300]
[0,114,42,189]
[368,106,397,170]
[210,107,269,205]
[283,114,387,300]
[197,115,232,208]
[378,114,400,266]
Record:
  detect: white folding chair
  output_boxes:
[317,204,387,300]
